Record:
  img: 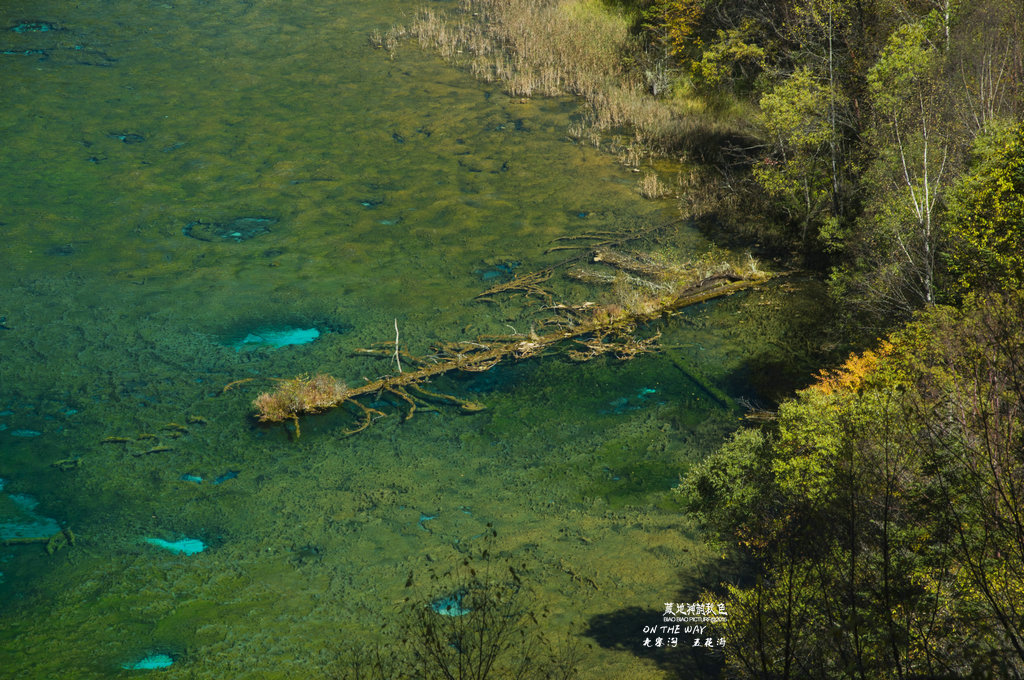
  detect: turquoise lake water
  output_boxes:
[0,1,826,677]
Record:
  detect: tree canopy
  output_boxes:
[683,292,1024,678]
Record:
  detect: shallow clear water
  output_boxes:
[0,1,825,677]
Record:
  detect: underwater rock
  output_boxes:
[601,387,659,414]
[143,537,205,555]
[230,327,319,350]
[7,45,118,67]
[183,217,277,242]
[290,544,322,566]
[108,132,145,144]
[121,653,174,670]
[0,479,62,540]
[314,318,355,334]
[212,470,238,484]
[418,513,438,531]
[473,260,519,281]
[46,243,76,256]
[0,48,47,57]
[431,589,471,617]
[8,21,62,33]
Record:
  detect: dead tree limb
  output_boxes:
[251,271,767,436]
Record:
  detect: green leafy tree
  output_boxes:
[641,0,703,58]
[754,68,834,243]
[686,293,1024,678]
[827,16,969,326]
[864,18,951,307]
[944,121,1024,295]
[690,20,766,90]
[783,0,860,221]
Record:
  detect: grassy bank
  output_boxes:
[395,0,755,161]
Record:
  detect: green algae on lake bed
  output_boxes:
[0,0,830,677]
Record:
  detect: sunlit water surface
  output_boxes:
[0,1,824,677]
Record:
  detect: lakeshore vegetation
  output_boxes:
[392,0,1024,676]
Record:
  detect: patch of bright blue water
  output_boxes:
[231,327,319,350]
[180,474,203,484]
[0,48,47,56]
[431,590,471,617]
[418,513,438,531]
[143,537,205,555]
[121,653,174,670]
[9,21,60,33]
[212,470,238,485]
[9,429,42,437]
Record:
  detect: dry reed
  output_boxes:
[406,0,753,157]
[637,171,670,199]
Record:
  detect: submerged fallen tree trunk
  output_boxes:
[250,269,767,436]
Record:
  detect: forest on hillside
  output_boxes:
[638,0,1023,320]
[640,0,1024,676]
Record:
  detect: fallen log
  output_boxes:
[251,269,768,437]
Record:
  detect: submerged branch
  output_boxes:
[251,266,769,436]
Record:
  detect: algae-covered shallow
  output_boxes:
[0,0,825,677]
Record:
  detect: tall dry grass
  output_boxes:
[407,0,753,157]
[637,170,671,199]
[413,0,628,98]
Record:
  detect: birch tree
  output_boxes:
[863,19,953,309]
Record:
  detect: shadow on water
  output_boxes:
[582,554,747,680]
[584,607,723,680]
[444,358,538,395]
